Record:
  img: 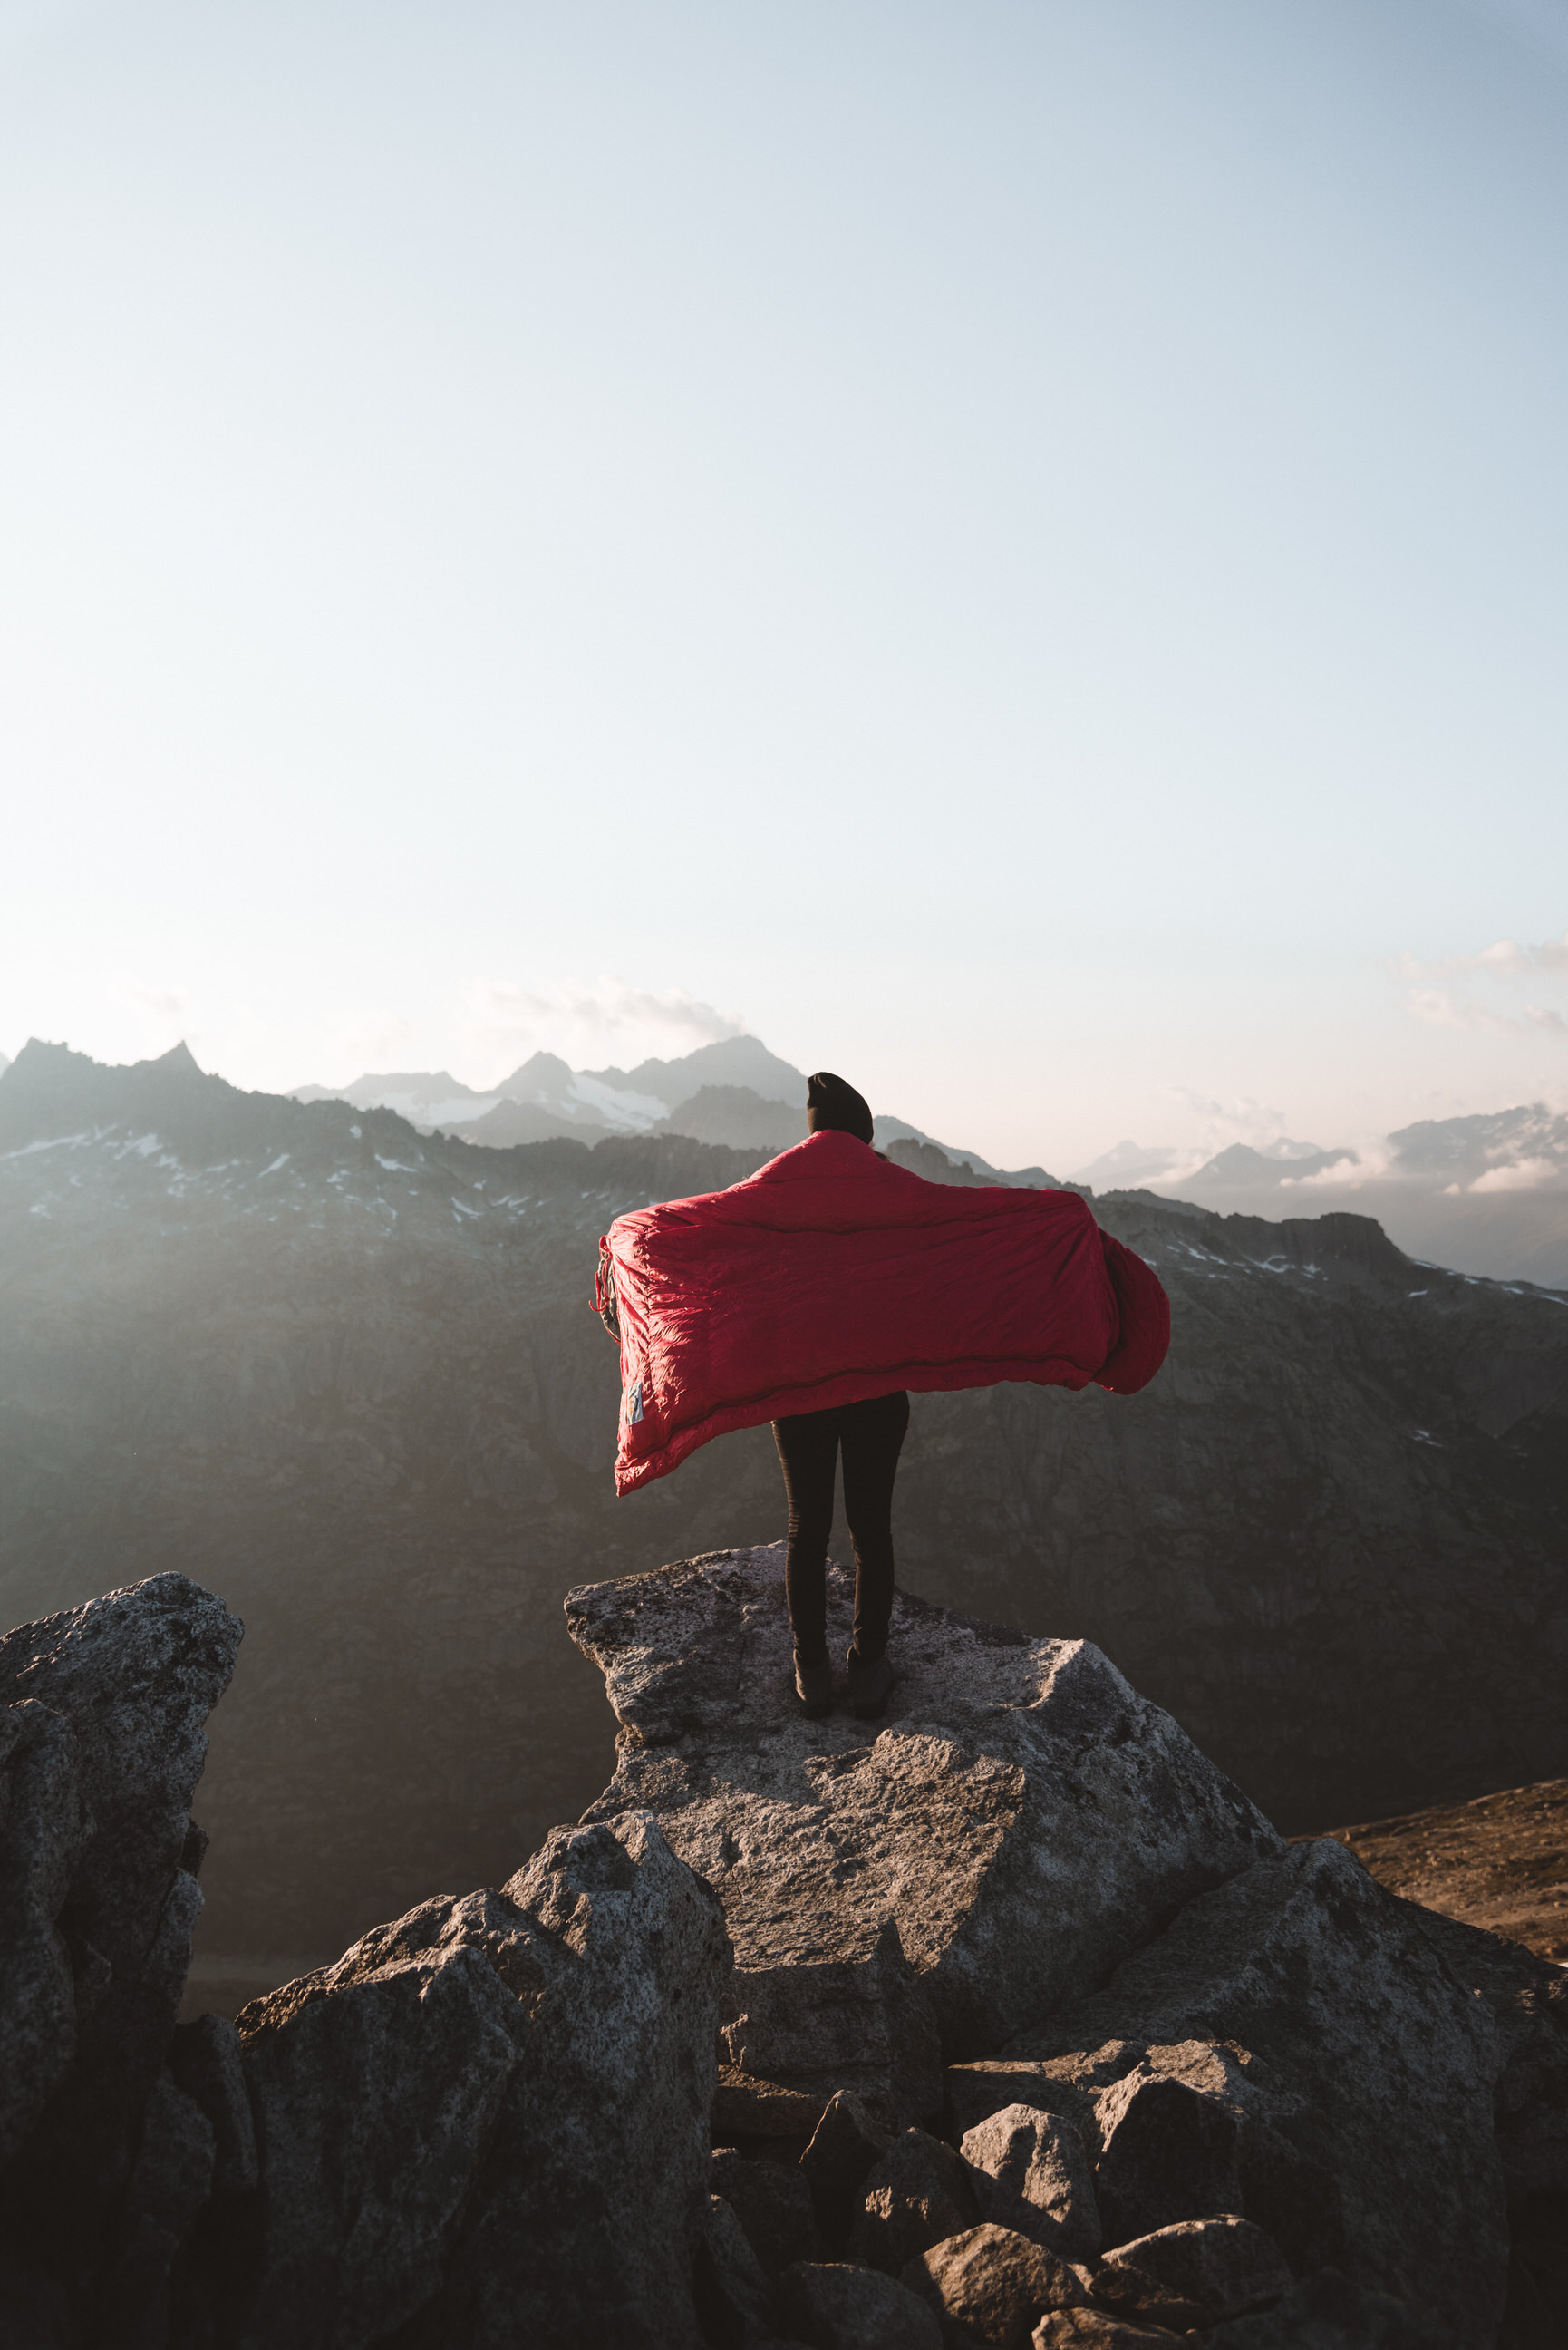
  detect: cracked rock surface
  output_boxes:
[568,1543,1282,2124]
[234,1811,731,2350]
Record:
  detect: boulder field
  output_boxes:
[0,1552,1563,2347]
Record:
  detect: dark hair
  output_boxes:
[806,1071,875,1146]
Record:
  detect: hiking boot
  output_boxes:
[845,1650,895,1720]
[794,1656,834,1719]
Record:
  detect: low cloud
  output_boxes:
[1278,1148,1385,1189]
[1466,1156,1563,1193]
[465,976,745,1077]
[1526,1005,1568,1035]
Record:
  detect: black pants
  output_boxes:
[772,1391,910,1669]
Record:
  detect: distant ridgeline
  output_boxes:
[1074,1112,1568,1289]
[286,1033,1568,1284]
[285,1030,1056,1182]
[0,1038,1564,1969]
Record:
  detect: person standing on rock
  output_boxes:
[595,1067,1171,1733]
[773,1073,907,1726]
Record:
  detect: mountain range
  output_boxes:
[294,1036,1568,1285]
[293,1034,809,1151]
[292,1034,1052,1182]
[1,1037,1563,2000]
[1074,1109,1568,1287]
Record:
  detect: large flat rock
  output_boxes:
[568,1545,1283,2125]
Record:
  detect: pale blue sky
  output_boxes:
[3,0,1566,1165]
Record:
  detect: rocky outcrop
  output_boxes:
[984,1837,1506,2340]
[231,1812,731,2350]
[0,1696,88,2168]
[0,1568,735,2347]
[1396,1898,1568,2336]
[568,1544,1282,2125]
[1399,1900,1568,2204]
[0,1573,241,2333]
[0,1550,1557,2347]
[566,1553,1538,2347]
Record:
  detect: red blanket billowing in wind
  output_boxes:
[596,1129,1169,1493]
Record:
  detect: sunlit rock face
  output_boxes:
[569,1543,1282,2128]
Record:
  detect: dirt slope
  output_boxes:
[1314,1779,1568,1963]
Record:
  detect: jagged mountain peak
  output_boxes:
[0,1034,387,1166]
[1192,1141,1356,1186]
[0,1035,231,1148]
[497,1049,576,1090]
[583,1034,807,1110]
[276,1033,1049,1172]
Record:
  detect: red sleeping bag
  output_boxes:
[595,1129,1170,1494]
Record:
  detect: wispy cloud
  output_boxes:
[464,976,745,1077]
[1405,987,1523,1035]
[1394,930,1568,1044]
[1401,930,1568,982]
[1279,1148,1387,1189]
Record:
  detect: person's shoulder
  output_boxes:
[739,1131,870,1184]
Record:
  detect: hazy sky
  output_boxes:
[4,0,1566,1168]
